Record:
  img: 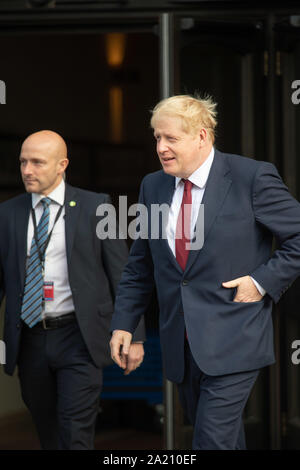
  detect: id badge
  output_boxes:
[43,281,54,301]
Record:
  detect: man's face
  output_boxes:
[153,115,205,178]
[20,139,66,195]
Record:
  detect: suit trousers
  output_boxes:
[177,341,259,450]
[17,319,103,450]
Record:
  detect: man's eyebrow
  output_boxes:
[19,156,46,161]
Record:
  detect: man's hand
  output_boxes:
[124,343,144,376]
[110,329,133,371]
[222,275,263,302]
[110,330,144,375]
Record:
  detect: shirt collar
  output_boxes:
[32,179,65,209]
[175,146,215,189]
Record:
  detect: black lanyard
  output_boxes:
[31,201,64,268]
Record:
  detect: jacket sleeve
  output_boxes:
[110,177,155,335]
[251,162,300,303]
[101,194,147,341]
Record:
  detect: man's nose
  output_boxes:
[22,163,33,175]
[157,139,168,154]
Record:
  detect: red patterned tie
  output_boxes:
[175,179,193,270]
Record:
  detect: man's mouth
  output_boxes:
[162,157,175,162]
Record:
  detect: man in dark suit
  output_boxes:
[0,130,145,450]
[110,94,300,449]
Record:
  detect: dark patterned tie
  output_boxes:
[21,197,51,327]
[175,179,193,270]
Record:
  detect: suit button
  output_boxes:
[16,323,21,329]
[182,280,189,286]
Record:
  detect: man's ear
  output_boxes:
[59,158,69,174]
[199,128,207,147]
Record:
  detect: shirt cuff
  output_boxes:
[250,276,266,296]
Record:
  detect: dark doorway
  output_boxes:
[0,26,163,450]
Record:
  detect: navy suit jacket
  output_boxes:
[0,183,144,376]
[111,150,300,383]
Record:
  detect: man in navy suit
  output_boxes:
[110,95,300,449]
[0,130,144,449]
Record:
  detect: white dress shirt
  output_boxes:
[27,179,75,318]
[166,146,265,296]
[166,146,215,255]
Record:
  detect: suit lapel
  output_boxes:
[185,149,232,273]
[64,184,81,265]
[15,194,31,288]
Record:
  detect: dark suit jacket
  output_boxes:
[0,183,144,376]
[111,149,300,383]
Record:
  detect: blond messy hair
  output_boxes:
[150,94,218,143]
